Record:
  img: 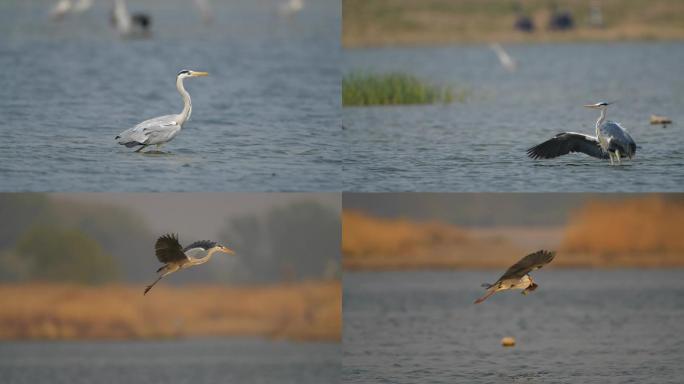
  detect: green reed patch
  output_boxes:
[343,72,461,106]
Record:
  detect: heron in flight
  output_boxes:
[527,102,636,165]
[115,70,209,153]
[144,234,235,295]
[474,250,555,304]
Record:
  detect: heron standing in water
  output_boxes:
[527,102,637,165]
[474,250,555,304]
[115,70,209,153]
[144,234,235,295]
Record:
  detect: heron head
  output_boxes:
[216,244,236,256]
[584,101,611,109]
[177,70,209,79]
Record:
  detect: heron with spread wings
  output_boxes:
[474,250,555,304]
[144,234,235,295]
[527,102,636,165]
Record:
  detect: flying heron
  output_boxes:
[474,250,555,304]
[527,102,637,165]
[144,234,235,295]
[115,70,209,153]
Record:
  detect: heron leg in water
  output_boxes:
[615,150,621,165]
[608,152,614,166]
[135,145,149,153]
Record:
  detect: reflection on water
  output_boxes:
[344,270,684,384]
[0,339,340,384]
[0,0,340,191]
[343,43,684,192]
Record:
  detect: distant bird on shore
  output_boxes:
[527,102,637,165]
[111,0,152,38]
[489,43,517,72]
[474,250,555,304]
[115,70,209,153]
[144,234,235,295]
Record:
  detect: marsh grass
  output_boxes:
[343,71,462,106]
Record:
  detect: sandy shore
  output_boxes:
[0,281,340,342]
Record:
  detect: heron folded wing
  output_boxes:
[498,250,555,280]
[527,132,607,159]
[155,233,188,263]
[601,122,637,156]
[183,240,217,253]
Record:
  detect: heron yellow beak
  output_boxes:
[584,104,598,109]
[221,246,235,255]
[191,71,209,77]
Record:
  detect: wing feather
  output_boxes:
[154,234,188,263]
[497,250,555,281]
[527,132,607,159]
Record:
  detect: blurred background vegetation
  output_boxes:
[0,194,340,285]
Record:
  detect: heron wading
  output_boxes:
[116,70,209,153]
[144,234,235,295]
[527,102,636,165]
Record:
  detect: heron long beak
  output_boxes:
[191,71,209,77]
[221,246,235,255]
[584,103,599,109]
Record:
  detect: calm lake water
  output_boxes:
[343,43,684,191]
[0,0,340,191]
[0,339,340,384]
[344,270,684,384]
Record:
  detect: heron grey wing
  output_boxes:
[154,234,188,263]
[183,240,217,253]
[527,132,607,159]
[498,250,555,281]
[116,115,178,145]
[601,121,636,154]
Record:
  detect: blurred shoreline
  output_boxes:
[343,0,684,48]
[343,195,684,270]
[0,280,340,342]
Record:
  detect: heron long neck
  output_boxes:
[595,108,607,138]
[190,247,220,266]
[177,76,192,125]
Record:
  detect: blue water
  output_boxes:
[0,0,340,191]
[0,338,340,384]
[343,43,684,191]
[343,270,684,383]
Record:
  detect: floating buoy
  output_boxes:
[650,115,672,127]
[501,337,516,347]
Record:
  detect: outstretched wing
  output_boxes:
[527,132,607,159]
[498,250,555,281]
[154,234,188,263]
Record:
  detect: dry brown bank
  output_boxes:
[343,0,684,48]
[0,281,340,342]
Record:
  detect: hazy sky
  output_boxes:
[51,193,339,240]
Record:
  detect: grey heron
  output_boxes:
[527,102,637,165]
[474,250,555,304]
[112,0,151,38]
[144,234,235,295]
[115,70,209,152]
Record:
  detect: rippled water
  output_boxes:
[0,0,340,191]
[343,43,684,191]
[0,339,340,384]
[344,270,684,384]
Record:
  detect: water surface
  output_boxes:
[0,338,339,384]
[343,43,684,191]
[344,270,684,383]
